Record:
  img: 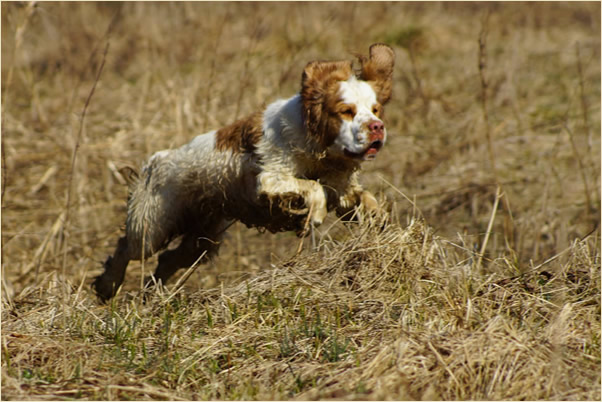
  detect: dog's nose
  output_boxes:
[368,120,385,141]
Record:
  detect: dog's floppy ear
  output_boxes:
[301,60,353,146]
[302,60,353,87]
[358,43,395,105]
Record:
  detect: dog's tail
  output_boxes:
[119,165,140,205]
[118,165,139,187]
[124,154,177,259]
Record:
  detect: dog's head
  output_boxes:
[301,43,395,161]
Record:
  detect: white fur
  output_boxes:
[255,95,328,225]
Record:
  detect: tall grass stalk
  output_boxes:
[563,123,593,215]
[478,10,496,183]
[476,186,502,271]
[575,42,599,210]
[2,2,37,206]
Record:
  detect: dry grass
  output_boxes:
[2,2,600,400]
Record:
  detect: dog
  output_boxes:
[92,43,395,301]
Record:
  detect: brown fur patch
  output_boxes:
[301,60,353,150]
[336,103,357,120]
[215,112,264,153]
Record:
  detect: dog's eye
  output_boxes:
[340,108,355,117]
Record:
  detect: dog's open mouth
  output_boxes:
[344,140,383,160]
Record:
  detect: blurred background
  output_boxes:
[2,2,600,296]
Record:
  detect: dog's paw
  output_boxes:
[359,191,379,214]
[276,192,310,216]
[261,183,328,227]
[304,183,328,226]
[92,273,118,303]
[336,190,381,223]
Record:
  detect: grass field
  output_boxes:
[1,2,601,400]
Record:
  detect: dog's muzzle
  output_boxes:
[344,120,385,160]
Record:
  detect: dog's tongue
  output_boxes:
[363,147,379,160]
[366,147,379,156]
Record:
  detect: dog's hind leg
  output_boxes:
[92,235,132,302]
[146,220,230,290]
[149,234,206,286]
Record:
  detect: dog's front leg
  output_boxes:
[337,189,379,217]
[358,190,379,212]
[336,173,380,220]
[258,172,328,227]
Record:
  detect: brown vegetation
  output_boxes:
[2,2,600,400]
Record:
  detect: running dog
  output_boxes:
[93,43,395,301]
